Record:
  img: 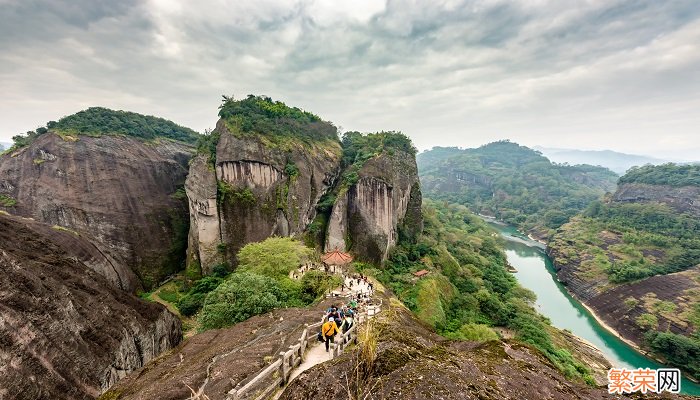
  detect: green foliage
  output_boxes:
[645,331,700,380]
[371,199,593,383]
[338,130,416,189]
[237,237,314,279]
[284,162,300,178]
[0,195,17,207]
[299,270,342,304]
[443,323,499,342]
[417,140,618,233]
[620,163,700,187]
[217,181,255,207]
[9,108,199,151]
[198,272,286,331]
[636,313,658,330]
[176,276,224,317]
[196,128,220,166]
[54,107,199,142]
[218,95,338,148]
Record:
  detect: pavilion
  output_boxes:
[321,248,353,273]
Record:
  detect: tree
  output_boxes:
[198,272,286,331]
[237,237,314,279]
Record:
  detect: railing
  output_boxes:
[226,300,382,400]
[227,321,322,400]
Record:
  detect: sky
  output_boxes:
[1,0,699,159]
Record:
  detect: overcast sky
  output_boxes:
[1,0,699,159]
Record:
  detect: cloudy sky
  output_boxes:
[1,0,699,159]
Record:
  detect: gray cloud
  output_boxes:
[1,0,699,159]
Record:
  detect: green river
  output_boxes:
[490,222,700,396]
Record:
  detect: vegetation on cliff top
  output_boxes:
[7,107,200,151]
[361,200,594,383]
[619,163,700,187]
[418,141,618,236]
[218,95,339,150]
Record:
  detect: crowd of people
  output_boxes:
[319,274,374,352]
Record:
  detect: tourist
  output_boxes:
[322,317,339,352]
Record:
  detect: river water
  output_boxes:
[490,222,700,395]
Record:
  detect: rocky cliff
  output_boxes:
[326,149,422,263]
[280,294,682,400]
[613,182,700,217]
[185,97,422,271]
[0,213,182,400]
[0,132,193,290]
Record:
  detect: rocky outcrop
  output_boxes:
[185,154,222,275]
[0,213,181,400]
[102,298,338,400]
[0,133,194,290]
[185,120,342,269]
[326,150,422,263]
[279,293,681,400]
[613,183,700,217]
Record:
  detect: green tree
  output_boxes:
[237,237,314,279]
[198,272,286,331]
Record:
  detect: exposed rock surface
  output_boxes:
[0,133,194,290]
[280,295,685,400]
[613,183,700,217]
[102,298,336,400]
[326,150,423,263]
[0,213,181,400]
[185,154,222,275]
[184,120,342,270]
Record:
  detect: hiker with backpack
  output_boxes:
[322,317,339,352]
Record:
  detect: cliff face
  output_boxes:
[0,133,193,290]
[185,120,342,271]
[326,150,422,263]
[613,182,700,217]
[0,213,181,400]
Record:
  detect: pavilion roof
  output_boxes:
[321,248,353,266]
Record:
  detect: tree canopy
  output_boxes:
[619,163,700,187]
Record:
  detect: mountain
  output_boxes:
[0,212,181,400]
[0,108,197,291]
[417,141,618,239]
[185,95,421,276]
[534,146,669,175]
[549,163,700,380]
[0,141,10,151]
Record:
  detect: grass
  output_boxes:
[0,195,17,207]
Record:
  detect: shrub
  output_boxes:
[198,272,286,331]
[237,237,314,279]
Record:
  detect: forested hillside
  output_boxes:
[549,163,700,379]
[360,200,596,383]
[8,107,200,151]
[417,141,618,237]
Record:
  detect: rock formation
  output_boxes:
[326,149,423,263]
[0,213,181,400]
[0,132,193,290]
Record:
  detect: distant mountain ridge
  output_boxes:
[534,146,669,175]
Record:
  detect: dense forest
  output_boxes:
[619,163,700,187]
[7,107,200,150]
[360,200,594,383]
[417,141,618,236]
[217,95,339,149]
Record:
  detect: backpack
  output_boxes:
[317,331,324,342]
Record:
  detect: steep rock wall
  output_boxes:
[0,213,181,400]
[0,133,194,290]
[326,150,422,263]
[613,183,700,216]
[210,120,341,264]
[185,154,222,275]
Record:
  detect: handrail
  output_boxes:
[226,305,382,400]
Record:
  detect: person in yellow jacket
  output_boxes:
[322,317,340,352]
